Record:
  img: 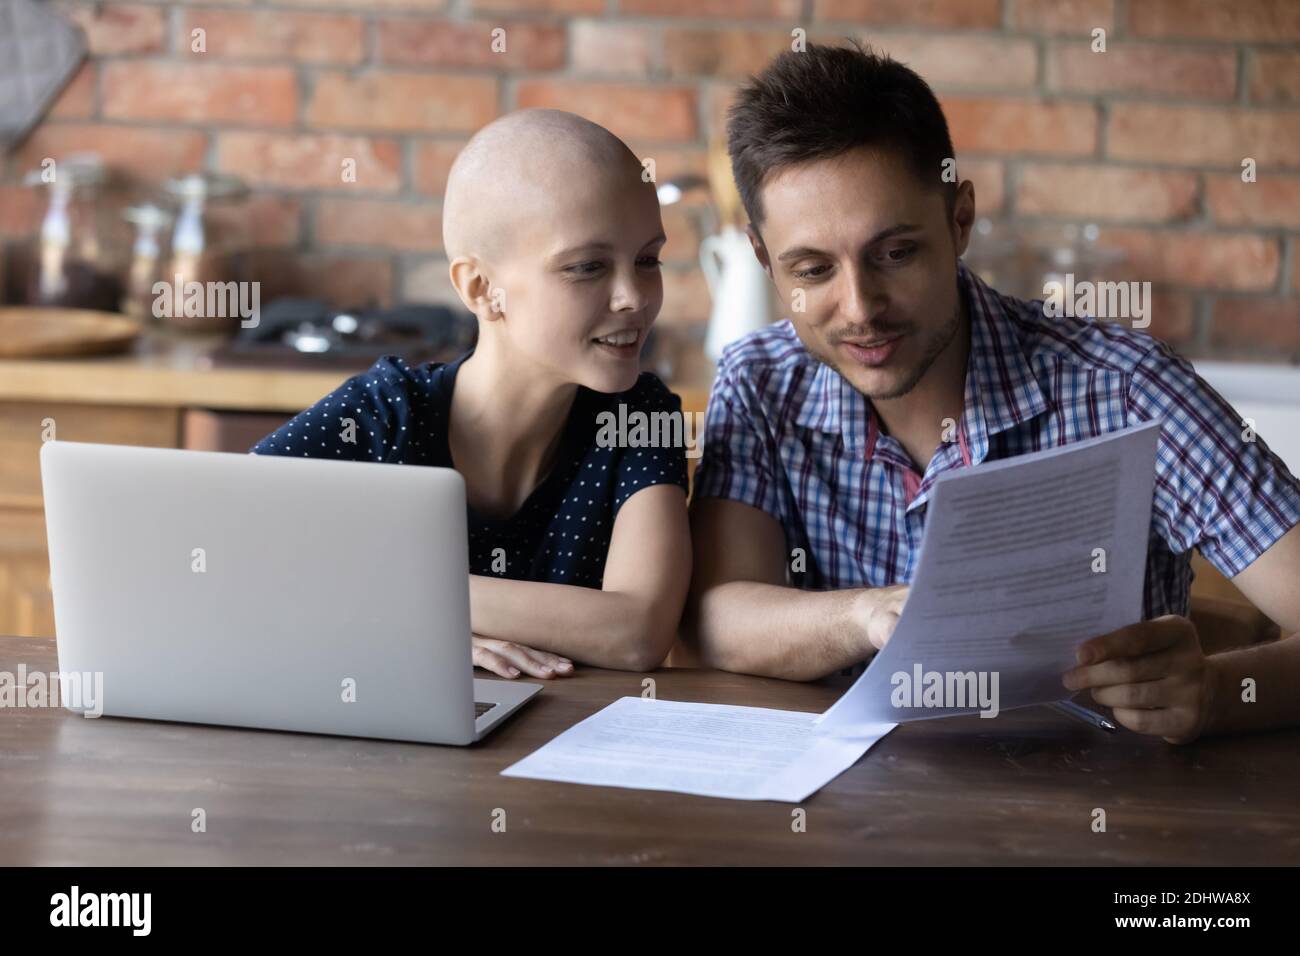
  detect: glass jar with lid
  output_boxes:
[20,153,127,311]
[121,203,174,324]
[157,172,253,334]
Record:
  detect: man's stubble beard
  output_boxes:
[831,299,964,402]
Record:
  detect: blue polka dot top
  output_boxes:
[249,351,689,589]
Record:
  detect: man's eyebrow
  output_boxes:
[775,223,923,263]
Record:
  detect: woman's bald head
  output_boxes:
[442,109,649,264]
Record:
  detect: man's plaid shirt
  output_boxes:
[693,261,1300,619]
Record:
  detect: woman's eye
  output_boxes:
[792,264,830,280]
[637,256,663,269]
[564,261,605,277]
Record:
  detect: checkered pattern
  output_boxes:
[693,260,1300,619]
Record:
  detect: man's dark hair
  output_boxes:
[727,41,957,229]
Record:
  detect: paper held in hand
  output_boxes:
[816,418,1163,735]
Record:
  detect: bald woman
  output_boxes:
[251,109,692,678]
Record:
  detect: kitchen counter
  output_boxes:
[0,328,361,414]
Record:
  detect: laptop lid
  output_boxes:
[40,440,476,745]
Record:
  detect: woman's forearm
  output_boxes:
[469,574,676,671]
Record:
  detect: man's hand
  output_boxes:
[855,584,910,652]
[1061,616,1215,744]
[472,636,574,680]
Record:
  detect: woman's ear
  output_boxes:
[449,256,504,322]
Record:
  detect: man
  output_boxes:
[684,42,1300,744]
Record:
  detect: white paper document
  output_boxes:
[818,419,1162,734]
[502,697,896,802]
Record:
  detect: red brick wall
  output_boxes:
[2,0,1298,358]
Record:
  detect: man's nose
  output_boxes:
[840,264,889,323]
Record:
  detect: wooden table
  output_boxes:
[2,634,1297,866]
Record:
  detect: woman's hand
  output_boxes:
[472,635,574,679]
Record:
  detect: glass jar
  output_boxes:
[21,153,126,311]
[121,203,174,325]
[158,173,252,334]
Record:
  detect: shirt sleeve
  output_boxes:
[248,355,424,463]
[690,348,782,520]
[611,373,690,516]
[1127,340,1300,577]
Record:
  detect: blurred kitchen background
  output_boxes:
[0,0,1298,638]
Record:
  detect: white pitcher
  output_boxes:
[700,225,775,362]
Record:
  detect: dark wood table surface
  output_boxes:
[2,634,1297,865]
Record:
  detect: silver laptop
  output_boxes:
[40,440,540,744]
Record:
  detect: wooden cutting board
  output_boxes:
[0,307,143,358]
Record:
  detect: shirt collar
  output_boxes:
[794,260,1050,465]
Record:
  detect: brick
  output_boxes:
[1047,43,1236,100]
[103,62,297,126]
[942,97,1098,156]
[315,199,443,253]
[1096,228,1280,292]
[57,3,166,55]
[663,30,796,79]
[1251,51,1300,103]
[626,145,710,191]
[0,185,41,237]
[1210,297,1300,353]
[1010,0,1115,34]
[872,35,1038,90]
[623,0,799,17]
[250,250,393,309]
[708,84,739,141]
[571,21,657,77]
[1129,0,1300,42]
[377,19,565,69]
[516,81,697,142]
[180,10,365,64]
[240,195,302,248]
[271,0,446,9]
[1144,288,1196,345]
[413,140,467,196]
[958,157,1005,214]
[217,132,403,192]
[1206,175,1300,229]
[468,0,602,12]
[1017,164,1198,222]
[308,71,497,133]
[1108,105,1300,168]
[47,63,95,120]
[813,0,999,28]
[12,124,208,183]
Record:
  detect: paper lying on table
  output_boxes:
[502,697,895,802]
[818,418,1162,734]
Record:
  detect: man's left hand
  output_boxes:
[1062,615,1216,744]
